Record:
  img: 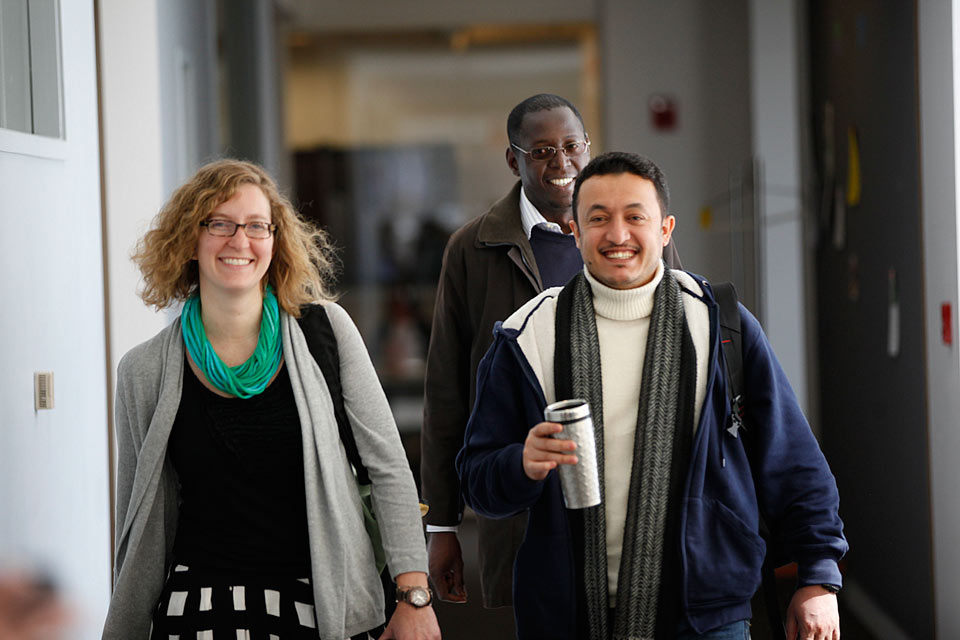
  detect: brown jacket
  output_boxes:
[421,182,681,607]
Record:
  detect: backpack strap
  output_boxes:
[713,282,785,640]
[297,303,370,486]
[713,282,744,436]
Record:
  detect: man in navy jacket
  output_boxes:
[457,152,846,640]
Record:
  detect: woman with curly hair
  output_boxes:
[102,159,440,640]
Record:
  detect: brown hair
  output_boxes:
[132,159,337,315]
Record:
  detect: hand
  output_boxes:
[379,573,440,639]
[0,574,69,640]
[522,421,578,481]
[785,585,840,640]
[427,532,466,603]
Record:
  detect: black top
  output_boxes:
[170,358,312,576]
[529,224,583,289]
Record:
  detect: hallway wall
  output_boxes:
[919,0,960,636]
[602,0,753,290]
[0,3,111,637]
[99,0,221,382]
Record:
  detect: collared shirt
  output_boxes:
[519,186,565,237]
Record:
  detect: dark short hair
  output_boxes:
[507,94,585,146]
[572,152,670,222]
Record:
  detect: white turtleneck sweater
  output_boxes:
[584,265,660,599]
[505,263,710,600]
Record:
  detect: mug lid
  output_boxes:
[544,398,590,423]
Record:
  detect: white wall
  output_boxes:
[100,0,221,378]
[0,2,111,637]
[601,1,753,281]
[98,0,169,376]
[749,0,808,409]
[601,0,811,409]
[919,0,960,636]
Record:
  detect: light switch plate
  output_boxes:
[34,371,54,410]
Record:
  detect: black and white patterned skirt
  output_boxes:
[150,564,378,640]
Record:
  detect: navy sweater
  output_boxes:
[456,273,847,638]
[528,225,582,289]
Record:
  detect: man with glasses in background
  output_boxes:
[420,94,681,617]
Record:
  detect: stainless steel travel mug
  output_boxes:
[544,399,601,509]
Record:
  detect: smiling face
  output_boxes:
[506,107,589,225]
[571,172,675,290]
[195,183,275,299]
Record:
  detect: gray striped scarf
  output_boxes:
[568,268,688,640]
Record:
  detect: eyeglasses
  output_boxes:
[511,139,591,162]
[200,219,277,239]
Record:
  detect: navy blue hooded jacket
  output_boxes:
[456,270,847,638]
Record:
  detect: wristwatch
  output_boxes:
[820,583,841,594]
[396,585,433,608]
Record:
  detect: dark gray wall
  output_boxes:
[809,2,932,635]
[157,0,220,193]
[220,0,283,179]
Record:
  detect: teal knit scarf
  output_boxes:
[181,285,282,398]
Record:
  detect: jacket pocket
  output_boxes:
[683,497,765,609]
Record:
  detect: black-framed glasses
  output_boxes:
[200,219,277,239]
[511,139,591,162]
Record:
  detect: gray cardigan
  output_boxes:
[102,303,427,639]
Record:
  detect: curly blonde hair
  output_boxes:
[132,159,337,316]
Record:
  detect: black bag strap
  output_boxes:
[713,282,785,640]
[297,303,370,486]
[714,282,744,431]
[298,304,394,609]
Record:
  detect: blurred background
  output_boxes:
[1,1,957,637]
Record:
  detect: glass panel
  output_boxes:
[29,0,63,138]
[27,0,62,137]
[0,0,32,133]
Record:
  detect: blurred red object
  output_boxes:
[649,94,677,132]
[0,573,69,640]
[942,302,952,345]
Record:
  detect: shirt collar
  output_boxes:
[519,186,564,238]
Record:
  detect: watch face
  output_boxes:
[404,586,431,607]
